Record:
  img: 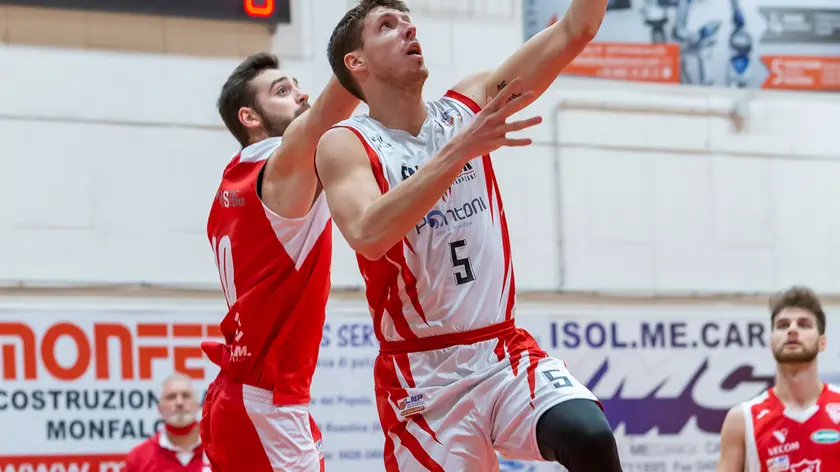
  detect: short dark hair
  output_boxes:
[217,52,280,147]
[327,0,409,101]
[770,286,826,334]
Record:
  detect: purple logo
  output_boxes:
[588,359,774,434]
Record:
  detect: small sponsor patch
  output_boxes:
[398,394,426,417]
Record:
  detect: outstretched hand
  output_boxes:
[449,77,542,162]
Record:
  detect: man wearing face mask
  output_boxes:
[716,286,840,472]
[125,373,207,472]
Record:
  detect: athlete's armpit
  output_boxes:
[716,406,746,472]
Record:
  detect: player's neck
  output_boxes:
[774,362,823,408]
[165,423,200,450]
[366,84,427,136]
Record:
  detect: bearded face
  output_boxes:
[770,307,825,365]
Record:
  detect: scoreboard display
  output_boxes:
[0,0,290,23]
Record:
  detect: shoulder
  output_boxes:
[720,404,747,439]
[318,126,367,156]
[315,126,373,176]
[242,137,283,164]
[126,435,159,462]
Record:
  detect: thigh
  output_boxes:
[201,373,321,472]
[491,356,599,462]
[374,352,499,472]
[241,386,322,472]
[201,375,275,472]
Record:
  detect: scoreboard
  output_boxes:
[0,0,290,23]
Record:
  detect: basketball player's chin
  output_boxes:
[774,350,817,364]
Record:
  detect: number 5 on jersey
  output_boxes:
[212,235,237,307]
[449,239,475,285]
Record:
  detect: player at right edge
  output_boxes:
[717,286,840,472]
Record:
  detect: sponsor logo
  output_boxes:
[369,134,393,149]
[397,394,426,417]
[791,459,820,472]
[766,455,790,472]
[0,321,222,381]
[440,107,461,126]
[216,189,245,208]
[757,409,771,420]
[401,164,418,181]
[768,441,799,456]
[415,197,488,235]
[773,429,787,443]
[585,357,774,435]
[810,429,840,444]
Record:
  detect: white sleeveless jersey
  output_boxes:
[335,90,515,343]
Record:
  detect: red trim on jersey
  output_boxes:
[444,90,482,113]
[505,329,548,405]
[338,124,429,342]
[335,125,390,193]
[483,156,516,316]
[483,155,516,319]
[379,319,515,354]
[375,357,443,471]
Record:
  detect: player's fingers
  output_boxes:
[496,90,536,119]
[502,115,543,133]
[502,137,533,147]
[486,77,525,112]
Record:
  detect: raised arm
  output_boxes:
[259,76,359,218]
[316,79,541,260]
[716,406,746,472]
[266,76,359,178]
[453,0,608,107]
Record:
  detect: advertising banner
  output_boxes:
[1,301,839,472]
[0,306,224,471]
[523,0,840,91]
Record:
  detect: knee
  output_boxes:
[536,399,620,470]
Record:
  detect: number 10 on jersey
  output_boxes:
[212,235,237,308]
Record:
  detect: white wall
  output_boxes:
[1,0,838,295]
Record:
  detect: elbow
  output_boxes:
[562,17,601,46]
[575,21,600,44]
[345,227,389,262]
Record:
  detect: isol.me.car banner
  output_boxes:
[1,302,838,472]
[524,0,840,91]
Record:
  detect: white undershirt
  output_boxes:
[159,432,201,467]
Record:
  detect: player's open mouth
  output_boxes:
[406,42,422,56]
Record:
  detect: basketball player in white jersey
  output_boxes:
[716,286,840,472]
[201,53,358,471]
[314,1,621,470]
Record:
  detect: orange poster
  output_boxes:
[561,42,681,84]
[761,55,840,91]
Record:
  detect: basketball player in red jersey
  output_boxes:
[200,53,358,472]
[717,286,840,472]
[315,1,620,470]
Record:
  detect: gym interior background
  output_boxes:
[0,0,838,470]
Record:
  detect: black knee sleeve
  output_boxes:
[535,399,622,472]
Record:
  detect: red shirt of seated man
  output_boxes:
[125,373,208,472]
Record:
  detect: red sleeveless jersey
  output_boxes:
[742,383,840,472]
[205,137,332,405]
